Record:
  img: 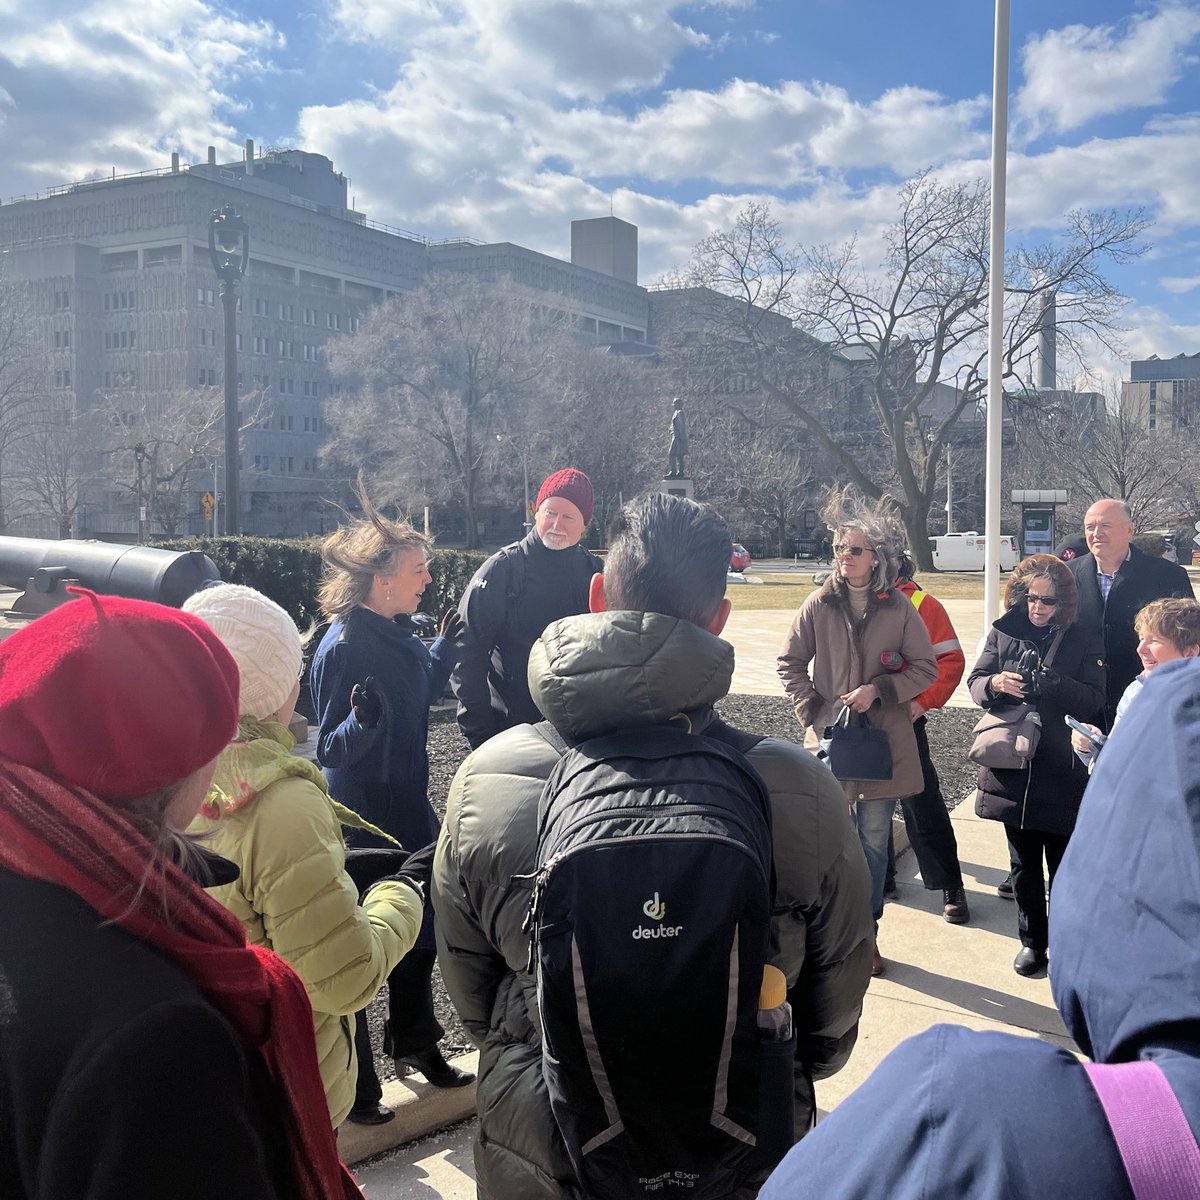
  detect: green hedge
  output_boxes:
[157,537,490,626]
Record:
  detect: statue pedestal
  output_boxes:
[660,476,694,499]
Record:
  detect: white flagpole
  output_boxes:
[984,0,1011,625]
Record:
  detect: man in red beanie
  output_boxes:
[451,468,603,748]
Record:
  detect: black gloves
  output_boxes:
[439,608,465,644]
[350,676,384,728]
[373,842,437,907]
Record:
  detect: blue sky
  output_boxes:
[1,0,1197,382]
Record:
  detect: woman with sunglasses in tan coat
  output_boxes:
[778,494,936,975]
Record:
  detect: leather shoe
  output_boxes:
[871,941,885,977]
[346,1102,395,1126]
[397,1045,476,1089]
[1013,947,1047,976]
[997,872,1014,900]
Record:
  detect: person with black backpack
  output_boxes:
[433,493,874,1200]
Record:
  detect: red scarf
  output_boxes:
[0,758,362,1200]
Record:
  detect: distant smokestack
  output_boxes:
[171,152,179,173]
[1037,291,1057,391]
[245,138,254,176]
[207,145,217,166]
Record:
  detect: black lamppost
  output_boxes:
[208,205,249,535]
[133,442,146,543]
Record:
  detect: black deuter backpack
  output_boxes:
[525,720,778,1200]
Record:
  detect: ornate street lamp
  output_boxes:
[133,441,146,543]
[208,205,249,534]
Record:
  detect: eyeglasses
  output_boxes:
[1026,594,1058,608]
[834,544,872,557]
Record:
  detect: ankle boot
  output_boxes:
[397,1045,475,1089]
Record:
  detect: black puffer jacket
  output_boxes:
[450,532,603,749]
[967,605,1106,837]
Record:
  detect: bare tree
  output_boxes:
[666,180,1149,568]
[10,406,104,538]
[325,273,569,548]
[1011,383,1199,529]
[99,387,270,536]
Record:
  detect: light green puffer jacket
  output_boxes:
[188,719,423,1127]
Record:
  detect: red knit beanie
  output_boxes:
[0,589,240,801]
[535,469,594,524]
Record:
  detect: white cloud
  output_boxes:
[1016,5,1200,136]
[0,0,283,196]
[1160,275,1200,294]
[326,0,716,100]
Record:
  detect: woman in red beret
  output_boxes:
[0,590,363,1200]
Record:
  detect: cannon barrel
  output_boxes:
[0,537,220,608]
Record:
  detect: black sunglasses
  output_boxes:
[1025,594,1058,608]
[834,544,872,557]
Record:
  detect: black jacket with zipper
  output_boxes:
[967,605,1106,837]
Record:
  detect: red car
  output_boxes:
[730,543,751,573]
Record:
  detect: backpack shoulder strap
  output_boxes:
[532,719,570,757]
[498,542,526,607]
[1044,628,1067,670]
[1083,1060,1200,1200]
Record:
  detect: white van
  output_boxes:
[929,532,1019,572]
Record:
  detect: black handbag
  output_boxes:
[819,706,894,781]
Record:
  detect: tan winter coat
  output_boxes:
[777,577,937,801]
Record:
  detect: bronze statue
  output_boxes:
[666,397,688,478]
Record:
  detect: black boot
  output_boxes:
[397,1045,475,1089]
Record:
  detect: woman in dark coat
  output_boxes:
[310,496,473,1114]
[0,591,360,1200]
[968,554,1106,976]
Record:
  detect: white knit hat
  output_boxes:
[182,583,302,720]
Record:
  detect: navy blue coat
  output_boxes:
[310,607,453,852]
[760,656,1200,1199]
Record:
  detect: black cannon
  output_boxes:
[0,537,220,618]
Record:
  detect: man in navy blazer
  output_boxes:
[1068,497,1192,725]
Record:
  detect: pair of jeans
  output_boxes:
[897,717,964,891]
[1004,826,1070,951]
[854,798,897,923]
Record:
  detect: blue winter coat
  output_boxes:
[310,607,454,852]
[760,656,1200,1199]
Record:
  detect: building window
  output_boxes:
[236,333,243,351]
[54,370,71,388]
[54,290,71,310]
[279,303,294,322]
[327,313,341,330]
[54,329,71,348]
[253,454,268,471]
[304,308,317,326]
[253,336,269,355]
[278,340,294,359]
[196,287,215,307]
[254,298,269,316]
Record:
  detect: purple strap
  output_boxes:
[1084,1061,1200,1200]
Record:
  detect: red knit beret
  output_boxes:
[535,469,594,524]
[0,589,240,801]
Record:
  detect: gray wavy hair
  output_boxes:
[821,487,904,595]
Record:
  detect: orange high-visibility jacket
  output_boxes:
[895,577,965,713]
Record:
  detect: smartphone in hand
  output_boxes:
[1064,714,1107,749]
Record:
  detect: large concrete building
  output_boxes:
[0,146,649,537]
[1122,352,1200,434]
